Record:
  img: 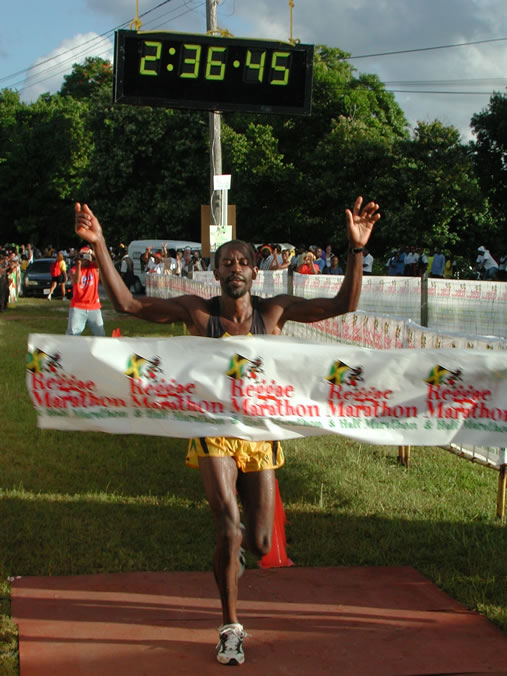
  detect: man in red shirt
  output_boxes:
[66,246,105,336]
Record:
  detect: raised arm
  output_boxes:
[74,203,200,326]
[264,196,380,329]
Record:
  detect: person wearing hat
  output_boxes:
[66,246,105,336]
[476,245,499,280]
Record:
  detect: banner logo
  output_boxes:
[226,353,264,380]
[26,348,62,374]
[326,360,363,386]
[425,364,462,387]
[124,353,163,381]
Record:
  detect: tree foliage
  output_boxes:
[0,89,91,246]
[59,57,113,99]
[80,87,210,246]
[470,92,507,222]
[374,121,493,256]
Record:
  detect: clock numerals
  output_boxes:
[180,44,202,79]
[138,42,292,87]
[244,50,266,83]
[206,46,227,80]
[139,41,162,76]
[270,52,291,85]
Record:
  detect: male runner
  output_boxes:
[74,196,380,665]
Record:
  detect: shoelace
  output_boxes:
[219,627,244,652]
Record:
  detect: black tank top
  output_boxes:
[207,296,266,338]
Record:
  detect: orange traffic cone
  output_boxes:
[112,328,122,337]
[259,479,294,569]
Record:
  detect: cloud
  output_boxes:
[20,33,114,103]
[220,0,507,140]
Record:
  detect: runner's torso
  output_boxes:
[207,296,266,337]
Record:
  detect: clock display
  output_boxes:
[113,30,314,115]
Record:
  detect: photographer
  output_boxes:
[66,246,105,336]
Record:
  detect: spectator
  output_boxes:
[386,250,401,275]
[322,254,343,275]
[297,251,319,274]
[271,249,291,270]
[0,251,9,311]
[417,248,428,276]
[258,246,273,271]
[443,254,456,279]
[120,253,135,290]
[66,246,105,336]
[267,244,283,270]
[430,248,445,278]
[150,252,165,275]
[47,251,68,301]
[476,246,498,280]
[289,243,305,271]
[162,247,180,275]
[362,248,374,275]
[404,246,418,276]
[324,243,334,268]
[313,246,326,272]
[498,253,506,281]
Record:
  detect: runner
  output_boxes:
[74,196,380,665]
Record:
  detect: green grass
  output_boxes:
[1,297,506,674]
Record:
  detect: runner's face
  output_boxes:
[215,245,257,298]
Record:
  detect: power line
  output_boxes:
[4,0,203,96]
[386,90,499,96]
[3,3,506,101]
[348,36,507,60]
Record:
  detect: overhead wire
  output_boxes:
[2,2,507,100]
[2,0,204,96]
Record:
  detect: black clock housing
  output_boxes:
[113,30,314,116]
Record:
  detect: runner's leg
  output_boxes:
[198,455,242,625]
[237,468,276,558]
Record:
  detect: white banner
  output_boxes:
[26,334,507,447]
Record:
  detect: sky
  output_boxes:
[1,0,506,141]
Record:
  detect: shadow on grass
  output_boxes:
[2,490,506,626]
[0,495,216,578]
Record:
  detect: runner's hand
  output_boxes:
[345,196,380,248]
[75,203,103,244]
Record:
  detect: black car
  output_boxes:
[23,258,73,299]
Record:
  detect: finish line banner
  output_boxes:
[26,334,507,447]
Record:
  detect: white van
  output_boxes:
[127,239,201,293]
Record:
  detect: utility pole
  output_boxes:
[206,0,222,229]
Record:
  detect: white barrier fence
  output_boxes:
[147,271,507,339]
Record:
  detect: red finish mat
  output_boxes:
[10,566,507,675]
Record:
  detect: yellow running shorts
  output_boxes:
[186,437,284,473]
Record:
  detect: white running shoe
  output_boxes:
[47,295,52,301]
[216,623,246,665]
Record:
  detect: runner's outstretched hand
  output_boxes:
[345,196,381,248]
[74,203,103,245]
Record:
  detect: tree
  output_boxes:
[374,121,494,259]
[470,92,507,222]
[59,57,113,99]
[0,91,91,246]
[81,88,210,246]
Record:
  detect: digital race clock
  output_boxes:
[113,30,314,116]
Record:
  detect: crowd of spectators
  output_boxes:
[1,237,505,313]
[130,244,208,283]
